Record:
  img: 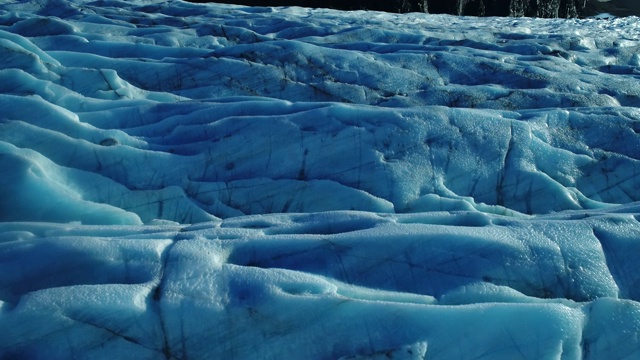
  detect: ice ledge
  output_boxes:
[1,208,639,358]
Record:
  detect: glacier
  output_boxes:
[1,0,640,358]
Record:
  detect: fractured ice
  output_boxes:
[1,0,640,358]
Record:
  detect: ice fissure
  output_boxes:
[152,236,179,360]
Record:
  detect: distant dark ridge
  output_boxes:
[185,0,640,18]
[582,0,640,17]
[185,0,594,18]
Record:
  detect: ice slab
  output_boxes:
[1,209,640,358]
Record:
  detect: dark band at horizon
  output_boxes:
[184,0,639,18]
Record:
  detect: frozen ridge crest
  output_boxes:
[1,0,640,358]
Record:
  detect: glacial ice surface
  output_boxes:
[1,0,640,358]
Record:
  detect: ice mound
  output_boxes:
[2,209,640,358]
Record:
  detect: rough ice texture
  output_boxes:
[2,210,640,359]
[2,0,640,223]
[1,0,640,358]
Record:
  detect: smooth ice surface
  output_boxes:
[1,0,640,358]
